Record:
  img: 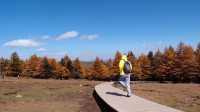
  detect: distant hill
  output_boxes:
[81,61,94,68]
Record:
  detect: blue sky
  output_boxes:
[0,0,200,61]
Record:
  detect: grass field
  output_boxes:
[133,82,200,112]
[0,78,199,112]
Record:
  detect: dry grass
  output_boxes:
[133,82,200,112]
[0,78,199,112]
[0,78,101,112]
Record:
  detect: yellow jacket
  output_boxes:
[119,55,132,75]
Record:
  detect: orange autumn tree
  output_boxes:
[151,49,163,81]
[49,58,70,79]
[34,57,53,79]
[48,58,58,78]
[147,51,155,80]
[1,42,200,82]
[105,58,113,76]
[92,57,109,80]
[23,54,40,77]
[127,51,137,80]
[60,55,76,78]
[172,43,199,82]
[131,58,143,80]
[111,51,122,79]
[84,67,93,80]
[127,51,136,66]
[195,43,200,82]
[73,57,86,78]
[137,54,151,80]
[157,47,175,81]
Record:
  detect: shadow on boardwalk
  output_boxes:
[106,92,127,97]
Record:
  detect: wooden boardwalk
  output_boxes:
[94,82,184,112]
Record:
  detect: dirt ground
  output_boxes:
[0,78,199,112]
[0,78,101,112]
[133,82,200,112]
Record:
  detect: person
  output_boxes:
[118,54,133,97]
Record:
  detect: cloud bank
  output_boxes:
[56,31,79,40]
[41,35,51,40]
[4,39,40,47]
[80,34,98,40]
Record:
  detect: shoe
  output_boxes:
[127,93,132,97]
[127,94,132,97]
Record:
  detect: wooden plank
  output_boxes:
[95,82,184,112]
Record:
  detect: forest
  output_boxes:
[0,42,200,83]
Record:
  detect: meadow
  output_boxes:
[0,78,199,112]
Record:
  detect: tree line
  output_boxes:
[0,42,200,83]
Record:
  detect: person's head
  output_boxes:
[122,54,127,61]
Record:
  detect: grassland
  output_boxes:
[0,78,199,112]
[133,82,200,112]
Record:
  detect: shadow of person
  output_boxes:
[106,92,127,97]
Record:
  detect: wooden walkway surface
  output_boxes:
[94,82,184,112]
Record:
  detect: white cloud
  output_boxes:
[4,39,40,47]
[56,31,79,40]
[41,35,51,40]
[80,34,98,40]
[36,48,47,52]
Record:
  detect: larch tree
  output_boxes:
[60,55,76,78]
[195,43,200,82]
[84,67,93,80]
[127,51,136,64]
[56,64,70,79]
[49,58,58,78]
[173,43,198,82]
[159,46,176,81]
[9,52,23,77]
[111,51,122,80]
[138,54,151,80]
[49,58,69,79]
[35,57,53,78]
[147,51,155,80]
[23,54,40,77]
[127,51,136,80]
[153,49,165,81]
[0,58,9,79]
[131,59,143,80]
[73,57,86,78]
[0,58,5,79]
[105,58,113,76]
[92,57,109,80]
